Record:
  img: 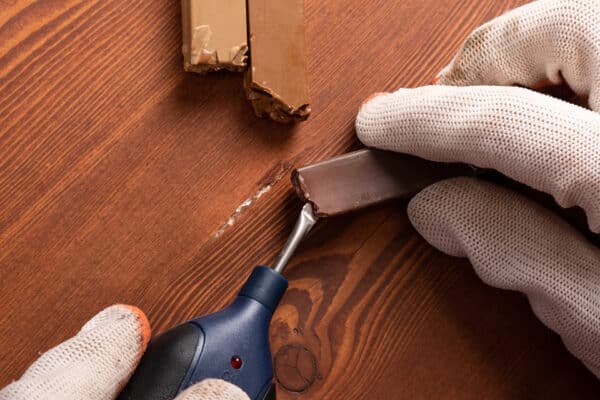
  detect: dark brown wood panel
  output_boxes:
[1,0,599,398]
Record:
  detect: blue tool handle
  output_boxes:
[118,267,286,400]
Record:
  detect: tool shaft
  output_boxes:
[272,203,317,273]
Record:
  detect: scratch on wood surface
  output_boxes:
[213,184,273,238]
[212,160,296,239]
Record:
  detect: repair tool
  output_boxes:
[118,204,317,400]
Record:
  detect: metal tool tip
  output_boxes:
[301,202,317,223]
[272,203,318,274]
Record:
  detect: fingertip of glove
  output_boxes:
[359,92,388,115]
[120,305,152,350]
[356,92,388,144]
[435,61,469,86]
[82,304,152,356]
[407,177,482,257]
[434,63,452,85]
[361,92,388,106]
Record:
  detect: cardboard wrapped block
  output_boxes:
[181,0,248,73]
[245,0,311,123]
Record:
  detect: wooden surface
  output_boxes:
[1,0,599,398]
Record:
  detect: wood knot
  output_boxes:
[274,344,317,392]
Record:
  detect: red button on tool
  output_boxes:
[231,355,243,369]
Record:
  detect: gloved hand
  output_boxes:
[0,305,249,400]
[357,0,600,378]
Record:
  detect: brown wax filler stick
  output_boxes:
[181,0,248,73]
[244,0,311,123]
[180,0,311,122]
[292,149,474,218]
[292,149,599,247]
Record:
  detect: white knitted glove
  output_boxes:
[0,305,249,400]
[356,0,600,379]
[436,0,600,111]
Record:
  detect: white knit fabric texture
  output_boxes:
[0,305,146,400]
[174,379,249,400]
[437,0,600,111]
[407,177,600,377]
[356,85,600,233]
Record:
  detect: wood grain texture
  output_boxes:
[1,0,599,398]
